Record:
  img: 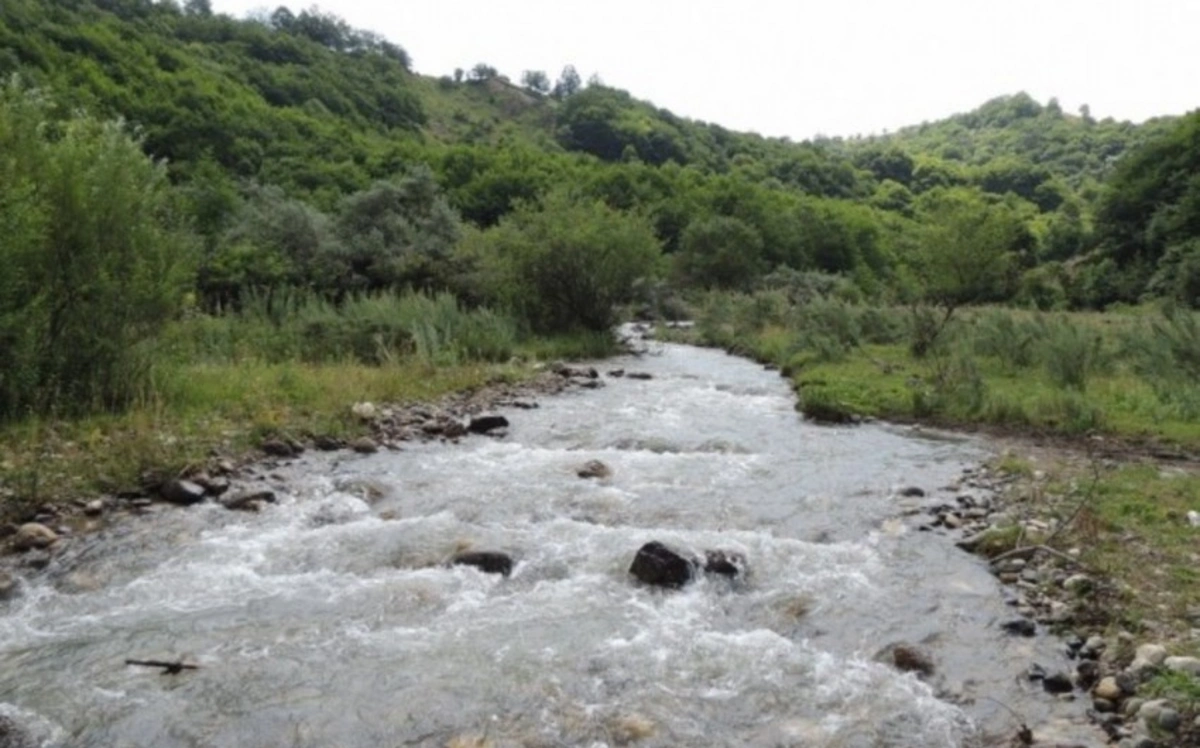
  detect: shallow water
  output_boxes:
[0,340,1102,747]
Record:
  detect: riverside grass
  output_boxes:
[0,291,619,518]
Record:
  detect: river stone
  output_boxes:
[703,550,746,579]
[350,437,379,454]
[577,460,612,479]
[83,499,105,516]
[1164,655,1200,675]
[1092,697,1116,713]
[887,644,935,677]
[13,523,58,551]
[626,372,653,380]
[629,541,695,589]
[261,438,300,457]
[1001,618,1036,637]
[467,415,509,434]
[1137,698,1169,722]
[607,369,625,377]
[1157,707,1181,732]
[898,486,925,498]
[453,551,513,577]
[1075,660,1100,689]
[1042,671,1074,694]
[1094,676,1123,701]
[312,434,343,451]
[1062,573,1092,593]
[220,490,277,512]
[442,421,468,439]
[161,479,207,506]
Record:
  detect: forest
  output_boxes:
[1,0,1200,488]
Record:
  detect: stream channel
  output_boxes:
[0,337,1105,747]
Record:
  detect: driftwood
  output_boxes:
[125,659,199,674]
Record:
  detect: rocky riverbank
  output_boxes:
[905,444,1200,747]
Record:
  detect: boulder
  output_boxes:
[350,401,377,421]
[626,372,653,380]
[898,486,926,498]
[160,479,207,506]
[350,437,379,454]
[83,499,105,516]
[442,421,468,439]
[629,541,695,589]
[1164,656,1200,676]
[886,644,935,677]
[13,523,58,551]
[1094,676,1123,702]
[191,473,230,497]
[703,550,746,579]
[312,434,343,451]
[453,551,513,577]
[577,460,612,479]
[468,415,509,435]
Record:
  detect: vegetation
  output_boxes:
[1,0,1199,520]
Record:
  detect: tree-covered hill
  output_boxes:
[1,0,1196,316]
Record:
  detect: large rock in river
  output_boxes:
[12,523,58,551]
[453,551,514,577]
[629,541,695,589]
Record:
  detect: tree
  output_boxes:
[674,216,765,290]
[908,188,1021,354]
[469,63,498,81]
[0,83,192,417]
[458,190,662,332]
[520,70,550,94]
[552,65,581,99]
[183,0,212,15]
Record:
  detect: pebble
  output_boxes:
[1093,676,1122,701]
[83,499,105,516]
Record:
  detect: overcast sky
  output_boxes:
[209,0,1200,141]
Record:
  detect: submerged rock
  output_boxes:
[576,460,612,479]
[260,438,300,458]
[0,713,39,748]
[220,490,277,512]
[629,541,695,589]
[453,551,513,577]
[13,523,58,551]
[468,415,509,434]
[160,479,207,506]
[703,550,746,579]
[880,643,935,677]
[0,571,17,600]
[1001,618,1037,637]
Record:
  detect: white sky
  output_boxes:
[210,0,1200,140]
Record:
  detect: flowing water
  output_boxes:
[0,340,1104,747]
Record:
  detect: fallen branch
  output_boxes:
[125,659,199,674]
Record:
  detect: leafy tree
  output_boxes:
[459,190,662,332]
[0,83,192,417]
[520,70,550,94]
[675,216,765,290]
[468,63,498,81]
[552,64,581,99]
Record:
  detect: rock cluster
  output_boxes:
[628,541,747,588]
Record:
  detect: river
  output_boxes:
[0,338,1103,746]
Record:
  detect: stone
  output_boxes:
[703,550,746,578]
[467,415,509,435]
[453,551,513,577]
[350,401,377,420]
[888,644,935,677]
[607,369,625,378]
[13,523,58,551]
[1042,672,1074,694]
[1075,660,1100,689]
[576,460,612,479]
[1136,699,1169,723]
[83,499,105,516]
[0,571,16,600]
[1157,708,1181,733]
[1092,697,1116,713]
[0,713,39,748]
[160,479,207,506]
[1164,656,1200,675]
[313,434,343,451]
[942,513,964,529]
[629,541,695,589]
[261,438,299,458]
[191,473,230,497]
[350,437,379,454]
[442,421,468,439]
[898,486,926,498]
[1128,643,1168,677]
[1094,676,1123,701]
[625,372,653,380]
[1001,618,1036,637]
[220,490,277,512]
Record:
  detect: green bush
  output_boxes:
[0,82,192,418]
[459,189,663,333]
[1039,315,1105,391]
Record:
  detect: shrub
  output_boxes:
[1040,315,1106,391]
[0,82,192,418]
